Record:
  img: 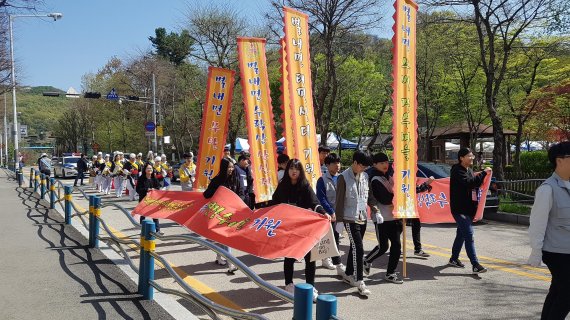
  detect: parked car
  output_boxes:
[416,161,499,215]
[52,156,82,178]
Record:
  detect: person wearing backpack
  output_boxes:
[38,153,52,177]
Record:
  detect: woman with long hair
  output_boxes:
[136,163,162,235]
[203,158,243,273]
[270,159,329,302]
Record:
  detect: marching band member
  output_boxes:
[161,154,172,190]
[179,152,196,191]
[153,156,167,190]
[110,153,125,198]
[124,153,139,201]
[100,154,112,194]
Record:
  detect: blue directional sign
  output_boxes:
[145,121,156,132]
[106,88,119,100]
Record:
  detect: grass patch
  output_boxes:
[499,202,531,215]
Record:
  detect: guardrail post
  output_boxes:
[138,221,148,295]
[293,283,313,320]
[140,220,156,300]
[88,195,95,243]
[40,174,47,198]
[316,295,337,320]
[17,170,23,187]
[49,178,56,209]
[34,170,39,193]
[29,168,33,188]
[64,186,72,225]
[89,196,101,248]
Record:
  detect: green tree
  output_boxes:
[149,28,194,66]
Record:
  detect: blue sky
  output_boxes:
[11,0,393,92]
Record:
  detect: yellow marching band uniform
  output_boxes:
[88,151,181,199]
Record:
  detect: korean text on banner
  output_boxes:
[280,37,296,157]
[132,188,331,260]
[391,0,419,218]
[283,7,321,188]
[417,174,492,224]
[195,67,235,191]
[237,38,279,202]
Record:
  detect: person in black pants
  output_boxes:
[364,153,433,284]
[136,163,162,235]
[528,141,570,320]
[74,153,88,186]
[269,158,329,302]
[448,147,491,274]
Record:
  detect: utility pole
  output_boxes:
[152,73,157,153]
[3,93,8,167]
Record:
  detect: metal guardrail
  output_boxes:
[20,168,321,320]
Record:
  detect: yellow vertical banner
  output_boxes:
[195,66,235,191]
[237,38,279,202]
[283,6,321,188]
[280,37,296,157]
[391,0,419,218]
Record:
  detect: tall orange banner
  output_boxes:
[283,7,321,188]
[237,38,279,202]
[280,37,296,157]
[391,0,419,218]
[195,67,235,191]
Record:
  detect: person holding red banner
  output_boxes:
[528,141,570,320]
[136,163,162,235]
[316,153,345,274]
[449,147,491,274]
[335,151,372,297]
[204,158,244,274]
[269,158,329,302]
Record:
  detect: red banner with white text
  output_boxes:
[132,187,331,260]
[417,173,492,223]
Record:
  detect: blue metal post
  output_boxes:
[293,283,314,320]
[316,295,337,320]
[138,221,148,295]
[29,168,33,188]
[40,173,46,198]
[89,196,101,248]
[34,171,39,193]
[64,186,72,224]
[49,178,56,209]
[141,220,156,300]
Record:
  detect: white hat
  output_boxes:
[137,152,143,156]
[92,155,97,159]
[97,152,102,155]
[41,153,47,157]
[105,154,110,158]
[154,156,162,162]
[130,153,136,159]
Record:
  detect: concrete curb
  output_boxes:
[485,211,530,226]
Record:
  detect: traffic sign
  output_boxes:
[106,88,119,100]
[156,125,163,137]
[145,122,156,132]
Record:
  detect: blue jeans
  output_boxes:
[451,214,479,265]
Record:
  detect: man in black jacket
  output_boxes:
[74,154,88,186]
[449,147,492,274]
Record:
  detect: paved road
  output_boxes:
[0,170,175,320]
[27,174,558,320]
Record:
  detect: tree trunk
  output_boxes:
[513,117,523,169]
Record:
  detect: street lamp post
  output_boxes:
[9,12,63,170]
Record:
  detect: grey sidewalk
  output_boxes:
[0,171,175,320]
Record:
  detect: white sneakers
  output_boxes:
[215,254,227,266]
[227,263,238,274]
[322,258,336,270]
[341,273,358,287]
[336,263,346,277]
[284,283,319,303]
[285,283,295,295]
[357,280,371,296]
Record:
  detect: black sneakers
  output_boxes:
[448,259,466,268]
[472,264,488,274]
[414,250,430,257]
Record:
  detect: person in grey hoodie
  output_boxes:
[335,151,371,296]
[528,141,570,320]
